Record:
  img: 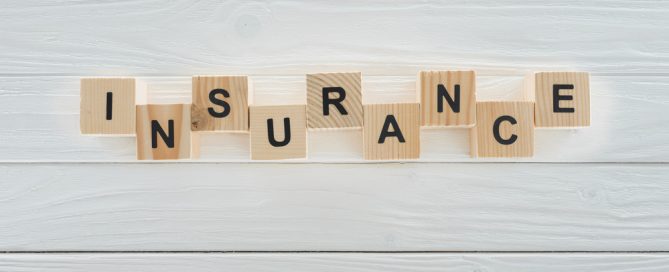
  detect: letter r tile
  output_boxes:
[307,72,363,129]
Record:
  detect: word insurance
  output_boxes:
[80,71,590,160]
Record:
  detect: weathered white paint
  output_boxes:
[2,253,669,272]
[0,75,667,162]
[1,163,668,251]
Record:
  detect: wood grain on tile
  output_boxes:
[418,71,476,127]
[534,72,590,127]
[250,105,307,160]
[471,101,534,157]
[363,103,420,160]
[307,72,363,129]
[80,78,136,134]
[191,76,249,131]
[136,104,194,160]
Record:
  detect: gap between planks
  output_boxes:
[1,73,669,77]
[0,161,667,165]
[3,251,669,254]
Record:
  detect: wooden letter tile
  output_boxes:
[363,103,420,160]
[250,105,307,160]
[418,71,476,127]
[136,104,194,160]
[80,78,137,134]
[533,72,590,127]
[470,102,534,157]
[307,72,363,128]
[191,76,249,131]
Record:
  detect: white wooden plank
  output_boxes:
[0,75,667,162]
[1,1,668,75]
[2,253,669,272]
[1,163,668,251]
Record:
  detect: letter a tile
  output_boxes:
[363,103,420,160]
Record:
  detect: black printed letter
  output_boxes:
[105,92,113,120]
[493,115,517,145]
[322,87,348,116]
[437,84,460,113]
[378,115,405,144]
[208,88,231,118]
[267,118,291,147]
[553,84,575,113]
[151,120,174,148]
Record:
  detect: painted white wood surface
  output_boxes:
[3,253,669,272]
[1,163,668,251]
[1,1,668,270]
[1,0,668,75]
[0,75,667,162]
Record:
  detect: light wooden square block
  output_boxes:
[418,71,476,127]
[363,103,420,160]
[136,104,194,160]
[307,72,363,129]
[191,76,249,132]
[250,105,307,160]
[533,72,590,127]
[471,102,534,158]
[80,78,136,134]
